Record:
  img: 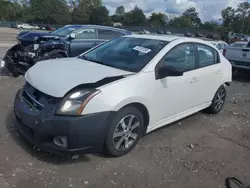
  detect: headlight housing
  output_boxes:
[56,89,101,116]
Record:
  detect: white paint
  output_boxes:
[25,35,232,134]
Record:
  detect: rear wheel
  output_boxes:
[206,85,226,114]
[105,106,145,157]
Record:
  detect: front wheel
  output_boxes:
[206,85,226,114]
[105,106,145,157]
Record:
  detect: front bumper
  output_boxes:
[14,89,115,154]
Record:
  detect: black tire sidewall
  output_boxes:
[105,106,145,157]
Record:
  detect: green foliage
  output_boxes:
[149,13,167,27]
[182,7,201,27]
[123,6,146,26]
[0,0,250,35]
[115,6,125,16]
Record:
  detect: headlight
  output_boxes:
[34,44,39,50]
[56,89,101,116]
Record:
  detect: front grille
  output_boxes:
[22,82,61,112]
[234,61,250,67]
[22,90,43,110]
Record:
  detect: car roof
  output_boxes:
[124,34,182,42]
[64,24,130,33]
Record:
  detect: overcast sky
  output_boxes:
[103,0,246,21]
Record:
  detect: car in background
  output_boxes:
[2,24,132,77]
[195,32,203,37]
[184,32,192,37]
[157,29,171,35]
[228,34,250,44]
[45,24,56,31]
[224,40,250,72]
[206,33,219,40]
[229,41,247,48]
[17,23,35,30]
[209,40,228,53]
[13,35,232,157]
[9,23,17,28]
[139,29,150,34]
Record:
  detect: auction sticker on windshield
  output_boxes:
[133,46,151,53]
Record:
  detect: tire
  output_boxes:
[105,106,145,157]
[206,85,226,114]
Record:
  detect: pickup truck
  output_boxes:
[223,41,250,71]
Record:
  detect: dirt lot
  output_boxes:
[0,72,249,188]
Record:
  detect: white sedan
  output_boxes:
[209,40,228,53]
[14,35,232,157]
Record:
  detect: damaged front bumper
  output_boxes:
[3,43,38,76]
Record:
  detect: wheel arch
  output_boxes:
[117,102,150,132]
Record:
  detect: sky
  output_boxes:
[103,0,247,22]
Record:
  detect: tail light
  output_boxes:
[223,49,226,56]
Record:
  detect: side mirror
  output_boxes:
[69,33,76,39]
[156,64,183,79]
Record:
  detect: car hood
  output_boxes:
[17,31,59,42]
[25,58,133,98]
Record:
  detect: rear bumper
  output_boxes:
[229,60,250,70]
[14,89,116,154]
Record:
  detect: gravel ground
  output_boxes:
[0,72,250,188]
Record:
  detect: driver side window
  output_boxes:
[162,43,196,72]
[74,28,97,39]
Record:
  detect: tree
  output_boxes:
[236,2,250,32]
[71,0,102,24]
[221,7,236,31]
[30,0,70,24]
[123,6,146,26]
[148,12,167,27]
[201,21,219,32]
[182,7,201,27]
[168,16,191,28]
[115,6,125,16]
[90,6,110,25]
[71,0,89,24]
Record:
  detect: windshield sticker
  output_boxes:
[69,28,77,31]
[133,46,151,53]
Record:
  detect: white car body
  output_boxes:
[25,35,232,134]
[210,40,228,53]
[17,23,34,30]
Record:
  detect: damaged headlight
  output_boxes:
[33,44,39,50]
[56,89,101,116]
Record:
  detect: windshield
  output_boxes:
[79,37,168,72]
[50,25,82,36]
[230,42,247,47]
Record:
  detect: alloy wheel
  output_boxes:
[113,115,140,151]
[214,89,226,111]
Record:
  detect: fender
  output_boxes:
[37,49,68,62]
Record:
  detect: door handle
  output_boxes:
[190,77,198,83]
[216,69,221,75]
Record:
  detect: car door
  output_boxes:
[154,43,201,121]
[69,28,99,57]
[196,43,222,103]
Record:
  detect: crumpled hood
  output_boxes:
[25,58,133,97]
[17,31,58,42]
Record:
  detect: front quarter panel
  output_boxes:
[83,72,157,125]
